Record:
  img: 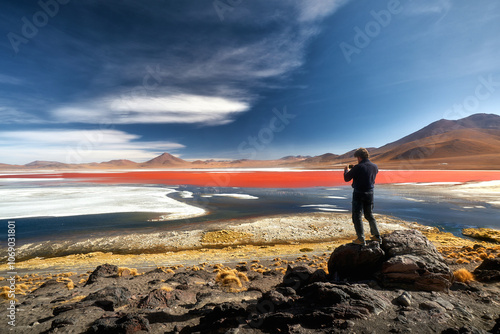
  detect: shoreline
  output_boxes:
[2,212,497,275]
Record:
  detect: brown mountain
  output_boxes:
[375,113,500,153]
[24,161,71,169]
[368,114,500,169]
[98,159,138,168]
[142,153,188,166]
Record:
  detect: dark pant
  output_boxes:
[352,190,380,240]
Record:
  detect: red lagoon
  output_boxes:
[2,170,500,188]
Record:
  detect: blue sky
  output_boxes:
[1,0,500,164]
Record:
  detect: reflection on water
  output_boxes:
[1,183,498,245]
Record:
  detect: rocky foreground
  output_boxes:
[3,230,500,333]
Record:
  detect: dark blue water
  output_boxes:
[1,184,498,247]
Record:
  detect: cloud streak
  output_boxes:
[0,129,184,164]
[51,94,250,125]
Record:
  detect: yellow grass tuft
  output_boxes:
[453,268,474,283]
[56,277,74,290]
[215,269,247,292]
[165,269,175,274]
[160,285,173,292]
[78,278,87,285]
[118,267,139,277]
[456,258,470,264]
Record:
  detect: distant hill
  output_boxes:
[369,114,500,169]
[24,161,70,169]
[98,159,138,167]
[1,113,499,170]
[142,153,188,166]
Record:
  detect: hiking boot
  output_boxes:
[351,238,366,246]
[370,235,382,243]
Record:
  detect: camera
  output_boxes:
[348,164,355,169]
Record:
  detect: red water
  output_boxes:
[2,170,500,188]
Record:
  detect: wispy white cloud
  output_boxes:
[0,129,184,164]
[0,107,45,124]
[51,94,250,126]
[403,0,451,17]
[296,0,350,22]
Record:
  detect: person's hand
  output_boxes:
[344,166,349,172]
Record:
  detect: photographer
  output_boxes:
[343,148,381,245]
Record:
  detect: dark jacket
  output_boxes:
[344,158,378,192]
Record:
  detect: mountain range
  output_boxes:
[2,113,499,170]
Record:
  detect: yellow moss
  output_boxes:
[118,267,139,277]
[215,269,248,292]
[251,259,260,263]
[237,272,249,282]
[165,269,175,274]
[56,277,74,290]
[78,278,87,285]
[160,285,173,292]
[479,252,489,260]
[453,268,474,283]
[456,258,470,264]
[238,261,247,265]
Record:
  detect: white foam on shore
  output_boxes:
[201,193,258,200]
[317,208,348,212]
[179,191,194,198]
[403,197,425,202]
[325,196,347,199]
[301,204,339,208]
[0,185,206,220]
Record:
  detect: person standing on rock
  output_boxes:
[343,148,381,245]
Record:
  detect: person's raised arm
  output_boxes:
[344,165,354,182]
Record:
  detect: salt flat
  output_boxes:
[0,185,206,220]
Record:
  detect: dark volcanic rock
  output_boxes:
[380,230,453,291]
[473,258,500,282]
[281,265,314,291]
[325,229,453,291]
[382,229,442,258]
[138,288,196,309]
[85,263,119,286]
[381,254,453,291]
[328,241,385,280]
[89,313,151,333]
[194,302,248,333]
[299,282,350,306]
[83,286,131,311]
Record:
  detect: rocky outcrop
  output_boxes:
[328,241,385,280]
[85,263,119,286]
[380,230,453,291]
[473,258,500,282]
[327,229,453,291]
[89,313,151,333]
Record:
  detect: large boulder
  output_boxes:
[326,230,454,291]
[379,230,453,291]
[328,241,385,281]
